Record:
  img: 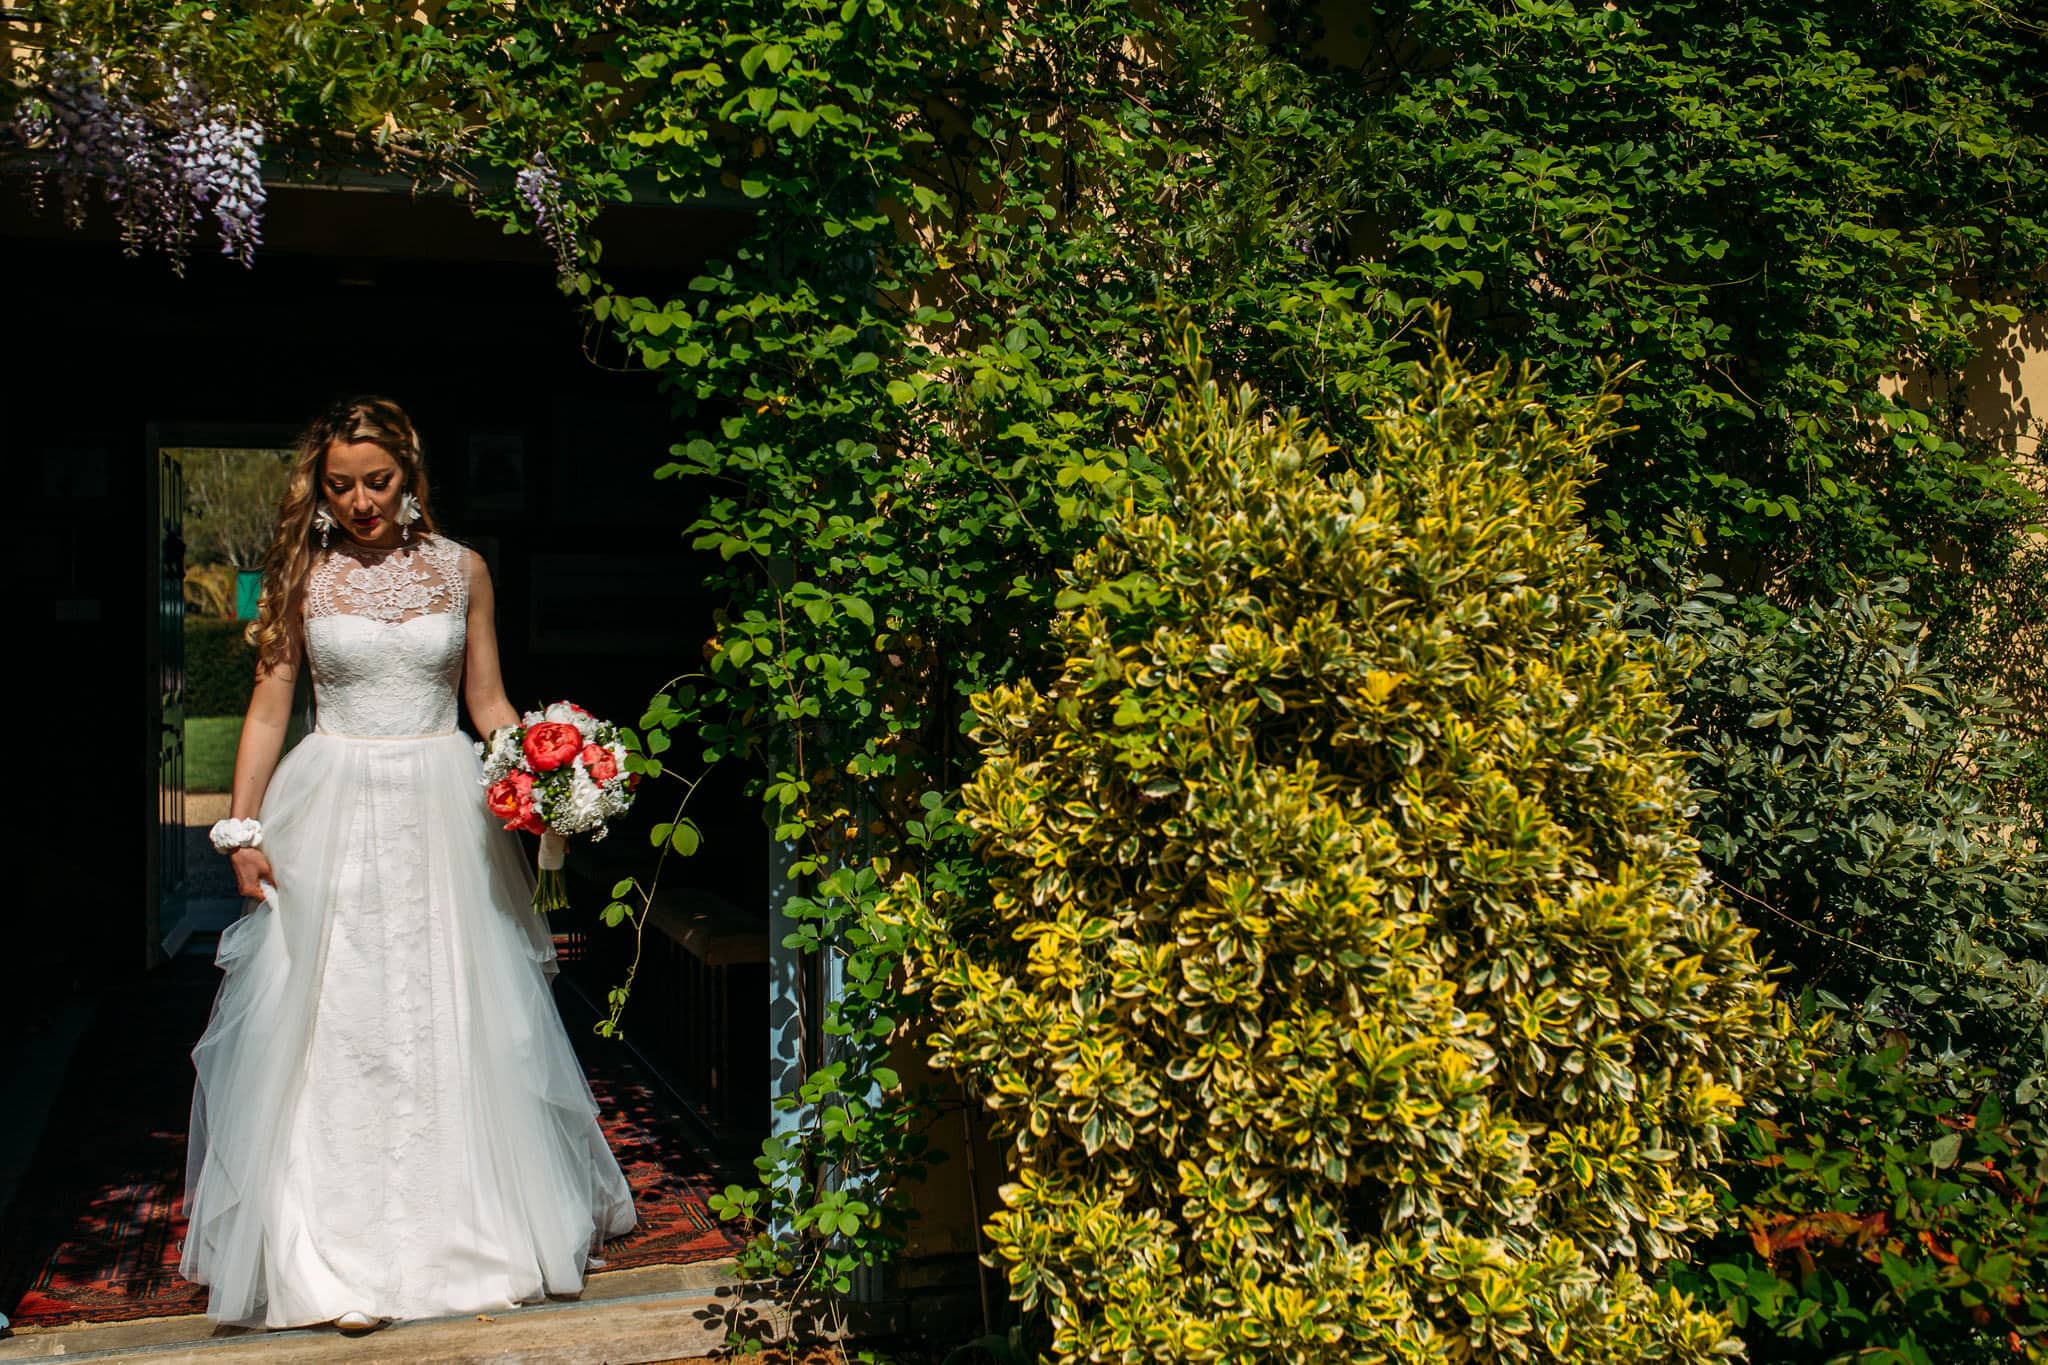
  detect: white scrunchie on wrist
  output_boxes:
[209,818,264,854]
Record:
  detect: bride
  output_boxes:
[181,397,636,1331]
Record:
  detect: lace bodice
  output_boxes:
[303,535,470,737]
[307,533,468,624]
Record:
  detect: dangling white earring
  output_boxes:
[398,491,421,544]
[312,505,336,549]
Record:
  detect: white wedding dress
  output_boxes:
[180,533,636,1328]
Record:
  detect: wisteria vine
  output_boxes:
[8,51,264,272]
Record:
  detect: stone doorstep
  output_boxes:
[183,795,233,826]
[0,1260,784,1365]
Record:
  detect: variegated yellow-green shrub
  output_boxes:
[890,346,1789,1363]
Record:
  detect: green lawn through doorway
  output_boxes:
[185,714,307,793]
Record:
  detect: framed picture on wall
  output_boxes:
[527,553,705,656]
[548,399,690,525]
[41,446,111,500]
[464,432,527,517]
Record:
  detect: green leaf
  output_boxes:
[1928,1131,1962,1169]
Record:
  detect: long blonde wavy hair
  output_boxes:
[248,396,442,670]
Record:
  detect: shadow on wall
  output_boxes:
[1891,301,2047,464]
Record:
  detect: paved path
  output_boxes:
[0,1260,772,1363]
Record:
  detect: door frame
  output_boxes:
[145,420,300,966]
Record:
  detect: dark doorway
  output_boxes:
[3,184,771,1332]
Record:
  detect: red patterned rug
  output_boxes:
[1,947,743,1330]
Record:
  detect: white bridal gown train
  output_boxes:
[180,533,635,1328]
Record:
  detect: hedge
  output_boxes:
[183,616,258,718]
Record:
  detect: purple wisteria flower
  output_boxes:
[515,152,579,272]
[9,52,266,273]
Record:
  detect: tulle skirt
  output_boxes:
[180,730,636,1328]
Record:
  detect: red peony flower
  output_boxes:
[486,771,535,825]
[518,807,547,835]
[580,742,619,784]
[522,722,583,772]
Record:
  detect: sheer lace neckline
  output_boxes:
[306,534,467,625]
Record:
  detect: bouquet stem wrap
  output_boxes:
[534,832,569,913]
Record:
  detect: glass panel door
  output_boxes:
[159,451,187,904]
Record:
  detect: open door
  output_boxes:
[147,446,187,968]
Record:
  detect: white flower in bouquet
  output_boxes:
[543,700,604,741]
[559,764,606,835]
[477,724,524,781]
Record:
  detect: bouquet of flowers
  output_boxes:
[478,701,636,912]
